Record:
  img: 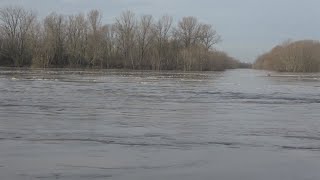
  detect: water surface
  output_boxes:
[0,69,320,180]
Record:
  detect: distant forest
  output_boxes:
[254,40,320,72]
[0,6,250,71]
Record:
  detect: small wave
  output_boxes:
[22,138,261,149]
[58,160,205,171]
[243,100,320,104]
[20,172,112,180]
[283,135,320,141]
[0,135,256,148]
[279,145,320,151]
[218,92,320,104]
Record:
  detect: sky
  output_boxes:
[1,0,320,62]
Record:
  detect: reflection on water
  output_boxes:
[0,68,320,180]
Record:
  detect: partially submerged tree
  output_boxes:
[254,40,320,72]
[87,10,103,67]
[0,6,243,71]
[65,13,88,67]
[153,15,173,70]
[0,6,36,66]
[114,10,137,69]
[136,15,154,69]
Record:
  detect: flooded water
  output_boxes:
[0,68,320,180]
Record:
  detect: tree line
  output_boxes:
[0,6,247,71]
[254,40,320,72]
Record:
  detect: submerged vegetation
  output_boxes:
[0,6,248,71]
[254,40,320,72]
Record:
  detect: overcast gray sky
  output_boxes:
[1,0,319,62]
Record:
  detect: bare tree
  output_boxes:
[174,16,201,48]
[0,6,36,66]
[66,13,88,67]
[29,21,47,68]
[0,7,238,71]
[153,15,173,70]
[198,24,221,50]
[137,15,154,69]
[114,10,137,69]
[254,40,320,72]
[87,10,103,67]
[43,13,66,67]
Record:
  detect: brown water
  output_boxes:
[0,69,320,180]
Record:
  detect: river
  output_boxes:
[0,69,320,180]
